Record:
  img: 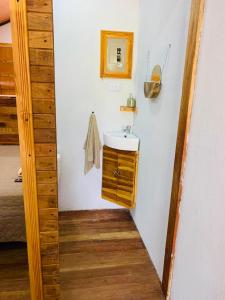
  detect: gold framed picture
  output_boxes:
[100,30,134,79]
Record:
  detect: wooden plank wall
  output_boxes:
[0,44,18,144]
[0,96,19,144]
[0,43,16,95]
[26,0,59,298]
[0,43,19,145]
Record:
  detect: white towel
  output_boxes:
[83,113,102,174]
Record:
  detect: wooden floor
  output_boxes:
[0,243,30,299]
[0,209,164,300]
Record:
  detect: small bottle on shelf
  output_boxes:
[127,94,136,108]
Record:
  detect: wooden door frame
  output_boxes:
[9,0,43,299]
[162,0,205,297]
[9,0,59,299]
[8,0,205,298]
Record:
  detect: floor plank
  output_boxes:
[0,209,165,300]
[60,209,164,300]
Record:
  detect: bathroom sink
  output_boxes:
[103,131,139,151]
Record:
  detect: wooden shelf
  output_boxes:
[120,106,137,112]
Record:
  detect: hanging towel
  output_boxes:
[83,113,102,174]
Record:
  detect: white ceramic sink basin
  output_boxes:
[103,131,139,151]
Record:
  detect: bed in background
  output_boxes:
[0,145,26,242]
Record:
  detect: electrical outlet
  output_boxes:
[108,82,121,92]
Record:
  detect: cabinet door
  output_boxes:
[117,150,138,208]
[102,146,118,203]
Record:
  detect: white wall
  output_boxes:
[0,23,11,43]
[171,1,225,299]
[53,0,139,210]
[131,0,191,279]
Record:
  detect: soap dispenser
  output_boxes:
[127,94,136,108]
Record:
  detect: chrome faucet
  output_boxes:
[123,125,132,134]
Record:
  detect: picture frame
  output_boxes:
[100,30,134,79]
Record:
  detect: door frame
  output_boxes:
[9,1,43,298]
[162,0,205,297]
[8,0,205,299]
[9,0,59,299]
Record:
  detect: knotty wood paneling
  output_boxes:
[42,264,60,292]
[37,183,57,196]
[27,0,52,13]
[31,82,55,98]
[36,156,56,171]
[0,96,19,144]
[40,231,58,244]
[0,106,16,114]
[34,128,56,143]
[28,31,53,49]
[30,66,54,83]
[0,62,14,74]
[36,171,57,184]
[29,49,54,67]
[35,143,56,157]
[27,12,53,31]
[32,99,55,114]
[41,243,59,265]
[0,43,15,95]
[38,195,58,209]
[33,114,55,129]
[39,208,58,232]
[44,285,60,299]
[27,1,60,297]
[10,0,60,298]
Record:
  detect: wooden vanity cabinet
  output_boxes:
[102,146,138,208]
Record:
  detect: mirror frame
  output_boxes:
[100,30,134,79]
